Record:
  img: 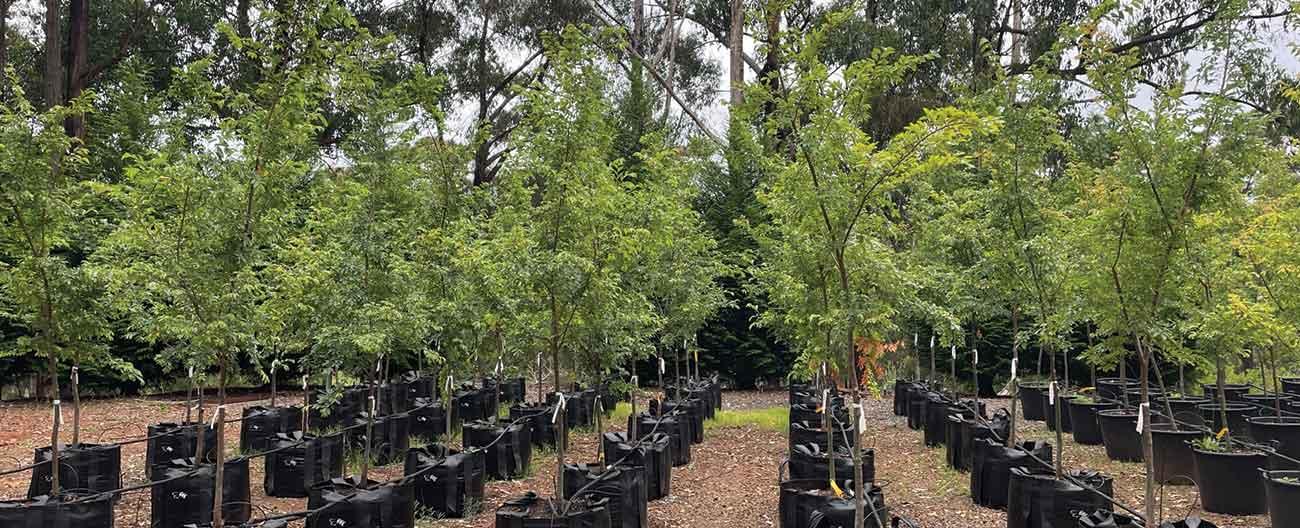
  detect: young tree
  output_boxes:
[750,17,995,525]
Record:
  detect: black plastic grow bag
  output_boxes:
[27,443,121,498]
[151,457,252,527]
[404,445,486,518]
[602,432,672,500]
[923,397,955,447]
[1068,400,1113,446]
[563,463,648,528]
[378,381,413,415]
[240,406,302,454]
[969,439,1052,509]
[777,478,888,528]
[790,403,847,429]
[1150,424,1199,485]
[1097,409,1142,462]
[630,413,691,467]
[1197,402,1252,435]
[350,412,412,465]
[1264,469,1300,528]
[1073,510,1220,528]
[550,390,596,428]
[892,380,912,416]
[1190,446,1267,515]
[510,403,560,448]
[499,377,527,403]
[1248,416,1300,468]
[409,398,452,441]
[463,420,532,480]
[906,394,926,430]
[1201,383,1250,403]
[1006,467,1112,528]
[955,411,1011,471]
[146,422,217,479]
[945,415,971,471]
[0,493,115,528]
[455,388,490,423]
[788,420,856,453]
[264,431,346,498]
[789,443,873,487]
[306,477,415,528]
[1019,383,1048,421]
[401,372,435,400]
[494,492,610,528]
[651,399,706,445]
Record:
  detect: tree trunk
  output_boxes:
[929,335,935,382]
[44,0,62,110]
[212,365,227,528]
[1049,343,1062,478]
[64,0,88,139]
[71,365,80,446]
[1137,337,1156,526]
[1008,306,1019,447]
[552,335,565,500]
[727,0,743,106]
[0,0,10,85]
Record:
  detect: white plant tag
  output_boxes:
[495,357,503,376]
[930,336,935,348]
[52,400,62,425]
[974,348,979,365]
[302,375,309,390]
[857,404,866,431]
[188,366,195,379]
[1011,359,1018,381]
[210,405,223,426]
[821,389,829,412]
[659,357,666,374]
[71,367,78,385]
[1136,403,1148,433]
[631,375,638,388]
[913,333,918,347]
[1049,382,1056,404]
[950,345,956,360]
[370,396,377,415]
[537,352,543,373]
[552,393,567,424]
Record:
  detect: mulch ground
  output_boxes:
[0,389,1276,527]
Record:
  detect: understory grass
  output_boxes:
[705,407,788,433]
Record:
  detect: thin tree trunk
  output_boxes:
[1137,337,1155,526]
[65,0,88,139]
[1049,343,1062,478]
[0,0,10,87]
[44,0,62,110]
[71,365,80,446]
[212,365,227,528]
[1008,306,1019,447]
[727,0,743,106]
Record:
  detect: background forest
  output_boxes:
[3,0,1300,401]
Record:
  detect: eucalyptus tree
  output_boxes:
[96,4,352,523]
[749,15,996,525]
[0,80,131,496]
[1066,4,1281,519]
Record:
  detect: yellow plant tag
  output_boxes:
[830,480,844,498]
[816,406,824,414]
[1216,427,1228,440]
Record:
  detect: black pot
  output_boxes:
[1282,378,1300,397]
[791,403,846,428]
[463,420,532,480]
[240,405,302,454]
[789,443,873,487]
[1068,400,1112,445]
[1019,383,1048,421]
[778,478,888,528]
[1043,394,1075,433]
[892,380,912,416]
[404,445,486,518]
[1264,469,1300,528]
[969,439,1052,508]
[906,392,927,430]
[958,411,1011,471]
[1097,410,1142,462]
[499,377,527,403]
[651,399,706,445]
[495,492,609,528]
[1095,378,1138,405]
[509,403,560,448]
[0,493,115,528]
[1150,424,1200,485]
[150,457,252,527]
[1152,397,1208,430]
[1072,510,1220,528]
[350,412,411,465]
[945,415,970,471]
[923,397,954,447]
[409,398,452,441]
[630,413,691,467]
[1006,467,1113,528]
[788,420,856,454]
[1202,383,1250,403]
[307,477,415,528]
[1248,416,1300,469]
[1190,446,1267,514]
[146,422,217,479]
[1243,393,1293,417]
[1197,402,1252,435]
[563,463,647,528]
[1122,388,1162,407]
[602,432,672,501]
[264,431,345,498]
[27,443,121,498]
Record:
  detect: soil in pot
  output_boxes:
[1247,416,1300,469]
[1006,467,1113,528]
[1190,444,1268,515]
[1197,402,1252,435]
[264,431,346,498]
[463,420,532,480]
[1094,378,1138,405]
[969,439,1052,509]
[1201,383,1250,403]
[1068,399,1113,446]
[150,456,252,527]
[602,432,672,501]
[404,445,486,518]
[1153,396,1209,430]
[27,443,121,498]
[563,463,647,528]
[1019,383,1048,421]
[1263,469,1300,528]
[494,492,609,528]
[1097,409,1143,462]
[0,492,115,528]
[307,476,415,528]
[1150,424,1201,485]
[789,443,873,487]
